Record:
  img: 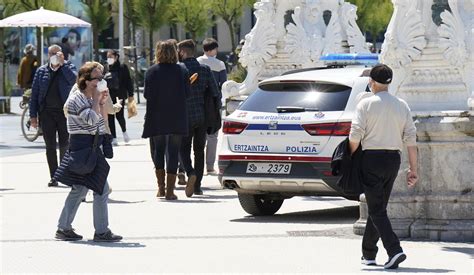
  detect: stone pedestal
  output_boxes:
[354,112,474,241]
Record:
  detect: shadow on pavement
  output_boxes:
[0,188,15,192]
[84,199,146,204]
[231,206,359,225]
[363,267,454,273]
[302,196,349,202]
[442,246,474,257]
[156,198,220,204]
[71,240,146,248]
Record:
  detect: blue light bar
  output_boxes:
[320,53,379,66]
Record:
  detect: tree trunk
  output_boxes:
[93,27,100,61]
[372,35,377,53]
[225,19,236,54]
[131,22,140,103]
[148,29,153,65]
[36,27,43,65]
[171,23,178,40]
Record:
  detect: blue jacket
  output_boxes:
[29,61,77,118]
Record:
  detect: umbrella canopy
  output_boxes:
[0,7,91,65]
[0,7,91,28]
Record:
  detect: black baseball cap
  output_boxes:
[370,64,393,84]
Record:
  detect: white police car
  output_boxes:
[218,54,377,216]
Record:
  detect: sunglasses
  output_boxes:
[89,76,104,81]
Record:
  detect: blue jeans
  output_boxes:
[57,181,110,234]
[152,135,182,174]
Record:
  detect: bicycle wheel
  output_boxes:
[21,106,41,142]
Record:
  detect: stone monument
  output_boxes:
[354,0,474,241]
[222,0,370,100]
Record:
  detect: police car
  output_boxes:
[218,54,377,216]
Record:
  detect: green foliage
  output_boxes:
[210,0,255,51]
[168,0,213,41]
[136,0,170,34]
[123,0,141,27]
[135,0,171,64]
[81,0,111,60]
[14,0,64,12]
[346,0,393,43]
[228,64,247,83]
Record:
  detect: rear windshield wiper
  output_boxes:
[276,106,319,113]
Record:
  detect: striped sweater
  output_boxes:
[64,87,107,135]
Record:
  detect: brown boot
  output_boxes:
[155,169,165,197]
[165,173,178,200]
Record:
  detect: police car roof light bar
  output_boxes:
[320,53,379,66]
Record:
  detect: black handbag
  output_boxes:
[69,127,100,175]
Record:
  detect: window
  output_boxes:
[239,83,352,113]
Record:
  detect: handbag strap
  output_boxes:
[92,126,100,150]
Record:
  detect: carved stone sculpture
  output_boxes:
[222,0,369,99]
[380,0,472,111]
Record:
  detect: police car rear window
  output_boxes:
[239,83,351,113]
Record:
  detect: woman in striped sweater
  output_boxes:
[54,62,122,242]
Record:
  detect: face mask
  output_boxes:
[107,58,115,65]
[50,55,59,66]
[97,79,108,92]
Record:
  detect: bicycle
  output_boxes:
[19,89,42,142]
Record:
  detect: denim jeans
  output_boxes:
[205,132,218,169]
[152,135,182,174]
[361,151,402,259]
[180,124,207,188]
[58,181,110,234]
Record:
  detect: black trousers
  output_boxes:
[179,124,207,189]
[361,151,403,259]
[39,109,69,178]
[108,96,126,138]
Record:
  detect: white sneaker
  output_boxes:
[112,138,119,146]
[123,131,130,143]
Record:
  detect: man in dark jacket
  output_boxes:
[30,44,77,187]
[177,39,220,196]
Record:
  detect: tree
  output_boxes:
[168,0,213,42]
[81,0,111,61]
[136,0,171,64]
[210,0,255,53]
[347,0,393,49]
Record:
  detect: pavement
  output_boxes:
[0,96,473,274]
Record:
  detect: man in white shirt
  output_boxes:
[349,64,418,269]
[197,38,225,174]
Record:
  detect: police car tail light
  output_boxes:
[223,121,248,134]
[302,122,351,136]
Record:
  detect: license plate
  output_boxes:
[246,163,292,174]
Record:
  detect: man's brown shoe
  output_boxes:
[185,174,196,197]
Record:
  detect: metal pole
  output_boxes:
[40,26,44,65]
[119,0,124,62]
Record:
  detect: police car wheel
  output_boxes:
[238,193,284,216]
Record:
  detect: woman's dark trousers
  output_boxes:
[152,135,182,174]
[361,151,403,259]
[40,109,69,178]
[107,96,126,138]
